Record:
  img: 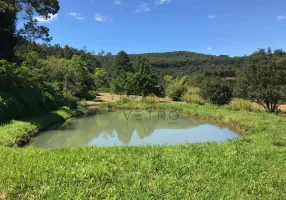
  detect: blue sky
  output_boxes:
[34,0,286,56]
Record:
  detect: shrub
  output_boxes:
[227,98,262,112]
[84,90,96,101]
[200,78,232,105]
[65,93,79,109]
[184,94,205,105]
[118,96,132,104]
[142,94,160,104]
[0,89,63,121]
[165,77,187,101]
[183,87,205,105]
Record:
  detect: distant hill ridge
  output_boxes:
[18,42,247,77]
[129,51,247,77]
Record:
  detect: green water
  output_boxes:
[29,110,239,148]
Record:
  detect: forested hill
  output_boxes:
[15,42,247,77]
[129,51,247,77]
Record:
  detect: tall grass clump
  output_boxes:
[227,98,262,112]
[141,94,160,104]
[183,87,205,105]
[118,96,132,104]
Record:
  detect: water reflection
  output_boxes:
[29,110,239,148]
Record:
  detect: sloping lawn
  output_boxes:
[0,102,285,199]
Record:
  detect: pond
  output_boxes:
[29,110,239,148]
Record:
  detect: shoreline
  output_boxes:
[0,107,85,147]
[0,101,285,198]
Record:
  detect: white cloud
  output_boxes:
[208,15,216,19]
[67,12,84,20]
[94,14,111,22]
[207,47,212,50]
[34,13,58,23]
[114,0,122,5]
[135,3,151,13]
[155,0,172,5]
[277,16,286,20]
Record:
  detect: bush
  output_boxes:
[184,94,205,105]
[142,94,160,104]
[183,87,205,105]
[83,90,96,101]
[65,92,79,109]
[0,89,63,121]
[118,96,132,104]
[227,98,262,112]
[165,77,187,101]
[200,78,232,105]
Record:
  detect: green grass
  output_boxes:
[0,102,285,199]
[0,107,83,147]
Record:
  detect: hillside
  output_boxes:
[130,51,247,77]
[16,42,246,77]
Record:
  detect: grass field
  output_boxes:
[0,101,285,199]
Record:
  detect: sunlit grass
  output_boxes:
[0,102,285,199]
[0,107,83,146]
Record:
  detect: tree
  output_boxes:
[133,57,160,96]
[94,68,109,91]
[236,49,286,112]
[110,73,129,95]
[200,78,232,105]
[0,0,60,60]
[115,51,133,74]
[71,55,95,98]
[0,60,18,90]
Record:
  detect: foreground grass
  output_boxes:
[0,102,285,199]
[0,107,83,147]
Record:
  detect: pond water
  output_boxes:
[29,110,239,148]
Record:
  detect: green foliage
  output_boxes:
[141,95,160,104]
[94,68,109,91]
[39,55,95,102]
[0,106,83,146]
[183,87,205,105]
[0,53,95,121]
[83,90,96,101]
[0,89,62,121]
[119,96,132,104]
[201,78,233,105]
[115,50,133,74]
[133,57,161,96]
[165,76,187,101]
[236,48,286,112]
[0,60,18,89]
[111,73,130,95]
[227,99,262,112]
[0,0,60,60]
[129,51,246,77]
[110,57,161,97]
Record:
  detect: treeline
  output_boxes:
[14,42,247,77]
[1,0,285,122]
[129,51,246,77]
[0,53,96,121]
[163,48,286,113]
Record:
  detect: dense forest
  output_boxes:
[130,52,246,77]
[12,42,247,77]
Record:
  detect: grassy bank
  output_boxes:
[0,107,84,147]
[0,102,285,199]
